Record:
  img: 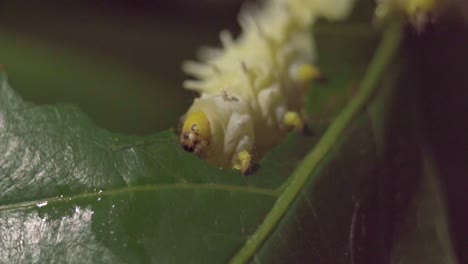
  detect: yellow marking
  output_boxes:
[375,0,442,20]
[404,0,438,16]
[283,111,304,131]
[233,150,252,174]
[182,111,211,140]
[297,64,322,83]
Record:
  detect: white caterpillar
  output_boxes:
[179,0,355,173]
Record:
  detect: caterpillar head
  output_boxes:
[179,111,211,156]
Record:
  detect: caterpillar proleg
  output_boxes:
[179,0,355,174]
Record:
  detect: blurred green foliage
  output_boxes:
[0,0,243,134]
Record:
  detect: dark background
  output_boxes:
[0,0,245,135]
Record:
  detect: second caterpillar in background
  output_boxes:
[179,0,355,174]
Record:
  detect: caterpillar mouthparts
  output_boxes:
[180,111,211,156]
[179,0,355,174]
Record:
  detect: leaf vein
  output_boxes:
[0,183,279,212]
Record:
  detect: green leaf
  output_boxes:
[0,73,280,262]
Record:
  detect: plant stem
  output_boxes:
[229,20,403,264]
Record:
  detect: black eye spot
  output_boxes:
[191,124,198,132]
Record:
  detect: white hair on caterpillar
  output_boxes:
[179,0,355,174]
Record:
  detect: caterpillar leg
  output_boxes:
[283,111,305,132]
[232,150,252,174]
[290,63,324,83]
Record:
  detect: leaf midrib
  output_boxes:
[0,183,280,212]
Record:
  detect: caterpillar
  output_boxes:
[179,0,355,174]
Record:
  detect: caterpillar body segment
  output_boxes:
[375,0,448,30]
[179,0,355,173]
